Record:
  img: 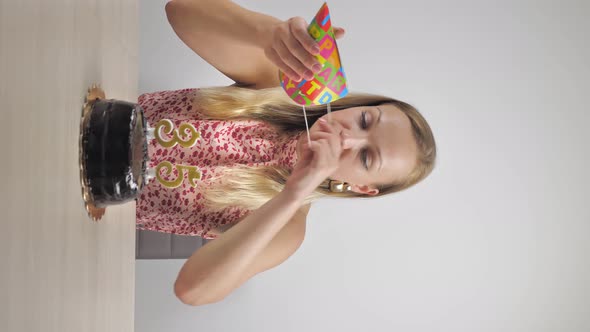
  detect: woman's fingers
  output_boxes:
[273,18,323,81]
[333,26,346,40]
[309,122,343,167]
[309,130,333,142]
[312,133,339,155]
[283,37,321,80]
[317,118,344,137]
[288,19,322,74]
[312,139,339,171]
[275,40,312,81]
[265,46,301,82]
[265,18,347,82]
[289,17,320,56]
[266,18,347,82]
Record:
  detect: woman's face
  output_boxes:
[296,103,419,195]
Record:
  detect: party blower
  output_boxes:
[278,2,348,144]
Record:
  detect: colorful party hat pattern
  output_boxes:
[279,2,348,106]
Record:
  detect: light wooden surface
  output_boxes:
[0,1,138,331]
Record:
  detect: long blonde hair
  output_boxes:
[193,85,436,211]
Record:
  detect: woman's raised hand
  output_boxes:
[263,17,345,82]
[285,119,346,200]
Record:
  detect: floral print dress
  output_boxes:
[135,88,302,239]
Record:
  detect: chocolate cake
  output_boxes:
[80,98,149,211]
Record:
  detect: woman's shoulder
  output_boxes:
[299,203,312,216]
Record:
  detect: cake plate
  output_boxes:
[79,84,107,221]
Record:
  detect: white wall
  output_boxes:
[136,1,590,331]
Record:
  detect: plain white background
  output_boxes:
[135,1,590,331]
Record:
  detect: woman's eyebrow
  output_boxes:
[375,106,383,172]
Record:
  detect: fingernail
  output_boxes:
[304,70,314,80]
[318,118,326,123]
[312,63,322,72]
[312,46,320,54]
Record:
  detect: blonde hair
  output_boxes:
[193,85,437,211]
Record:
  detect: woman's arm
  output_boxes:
[174,189,308,306]
[165,0,340,89]
[165,0,283,88]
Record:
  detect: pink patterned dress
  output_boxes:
[135,88,302,239]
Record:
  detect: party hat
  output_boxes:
[279,2,348,106]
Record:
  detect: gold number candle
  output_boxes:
[155,119,201,148]
[155,161,201,189]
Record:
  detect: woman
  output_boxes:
[136,0,437,306]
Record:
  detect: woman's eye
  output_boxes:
[360,111,368,129]
[361,149,369,170]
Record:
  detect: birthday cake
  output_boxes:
[80,97,149,211]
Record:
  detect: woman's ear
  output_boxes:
[351,184,379,196]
